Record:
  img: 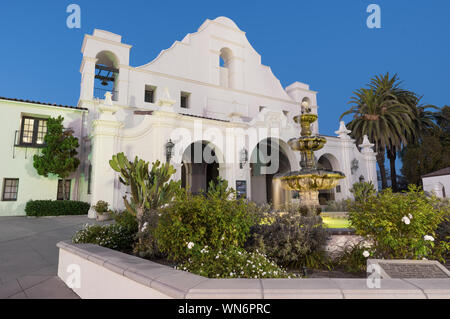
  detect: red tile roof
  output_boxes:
[0,96,88,111]
[422,167,450,178]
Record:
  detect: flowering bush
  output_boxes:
[155,179,257,262]
[177,244,292,279]
[72,223,136,252]
[348,185,450,261]
[72,210,138,252]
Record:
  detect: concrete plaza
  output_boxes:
[0,215,103,299]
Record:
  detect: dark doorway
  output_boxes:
[181,141,220,194]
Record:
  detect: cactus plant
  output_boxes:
[109,152,180,244]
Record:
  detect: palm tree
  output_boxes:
[368,73,418,191]
[340,83,415,189]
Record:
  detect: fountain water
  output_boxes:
[275,106,345,214]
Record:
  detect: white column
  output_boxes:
[359,135,377,187]
[116,65,130,105]
[80,57,96,102]
[335,121,353,198]
[88,94,123,218]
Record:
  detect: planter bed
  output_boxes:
[57,241,450,299]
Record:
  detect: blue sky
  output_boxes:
[0,0,449,138]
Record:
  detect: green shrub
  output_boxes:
[112,210,139,234]
[25,200,90,216]
[93,200,109,214]
[323,199,351,212]
[133,211,162,259]
[334,242,370,273]
[348,185,450,261]
[155,178,257,262]
[177,245,292,279]
[350,181,376,203]
[245,205,330,270]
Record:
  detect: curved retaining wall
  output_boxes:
[57,242,450,299]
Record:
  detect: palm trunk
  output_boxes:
[376,148,388,189]
[387,148,398,192]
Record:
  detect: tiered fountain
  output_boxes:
[275,105,345,214]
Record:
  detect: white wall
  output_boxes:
[78,17,377,212]
[422,175,450,198]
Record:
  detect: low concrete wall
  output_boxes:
[57,242,450,299]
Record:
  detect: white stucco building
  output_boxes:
[422,167,450,198]
[0,17,377,216]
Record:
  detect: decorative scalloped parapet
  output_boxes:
[335,121,352,140]
[359,135,375,154]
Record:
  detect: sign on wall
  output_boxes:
[236,180,247,199]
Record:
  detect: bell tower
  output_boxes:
[79,29,132,110]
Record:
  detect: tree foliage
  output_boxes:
[340,73,416,189]
[340,73,442,191]
[400,105,450,186]
[33,116,80,198]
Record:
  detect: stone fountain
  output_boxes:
[275,104,345,214]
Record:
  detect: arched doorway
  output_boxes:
[250,138,292,208]
[317,154,340,204]
[181,141,220,194]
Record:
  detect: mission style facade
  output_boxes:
[0,17,377,216]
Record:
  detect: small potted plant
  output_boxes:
[93,200,111,221]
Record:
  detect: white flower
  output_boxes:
[363,250,370,258]
[187,242,195,249]
[401,216,411,225]
[141,222,148,232]
[424,235,434,242]
[216,255,219,259]
[408,213,413,219]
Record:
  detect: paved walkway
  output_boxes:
[0,215,104,299]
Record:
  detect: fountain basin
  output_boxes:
[276,168,345,192]
[288,136,327,152]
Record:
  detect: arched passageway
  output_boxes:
[317,154,340,204]
[181,141,220,194]
[250,138,292,208]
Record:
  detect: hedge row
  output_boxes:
[25,200,90,216]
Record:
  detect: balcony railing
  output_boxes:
[94,87,119,101]
[13,130,45,159]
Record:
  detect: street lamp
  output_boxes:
[239,148,248,169]
[165,139,175,163]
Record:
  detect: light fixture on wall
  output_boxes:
[239,148,248,169]
[165,139,175,163]
[351,158,359,175]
